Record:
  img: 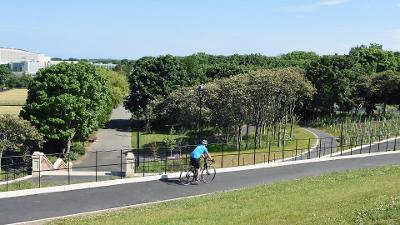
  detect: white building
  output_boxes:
[0,47,51,74]
[0,47,118,74]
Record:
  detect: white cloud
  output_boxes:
[318,0,349,6]
[281,0,350,13]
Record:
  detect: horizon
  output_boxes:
[1,0,399,59]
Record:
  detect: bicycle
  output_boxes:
[180,158,216,185]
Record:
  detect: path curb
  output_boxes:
[1,150,400,200]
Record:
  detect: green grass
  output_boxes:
[0,106,23,115]
[131,131,187,149]
[0,89,28,106]
[47,165,400,225]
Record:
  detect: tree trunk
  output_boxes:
[277,122,281,147]
[289,116,294,138]
[254,123,259,149]
[245,125,249,150]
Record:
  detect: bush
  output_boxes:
[70,142,86,156]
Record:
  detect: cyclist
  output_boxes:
[190,140,213,182]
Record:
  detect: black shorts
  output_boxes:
[190,157,201,169]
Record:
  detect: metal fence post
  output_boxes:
[386,135,389,151]
[307,138,311,159]
[164,149,167,174]
[120,150,123,179]
[318,140,322,158]
[95,151,98,182]
[330,137,334,156]
[221,146,224,168]
[67,152,71,187]
[295,140,298,161]
[350,137,353,155]
[253,144,256,165]
[369,136,372,153]
[378,136,381,152]
[268,142,271,163]
[6,166,9,191]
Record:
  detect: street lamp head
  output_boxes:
[197,84,205,92]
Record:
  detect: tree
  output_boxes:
[305,55,357,115]
[21,62,112,155]
[0,64,12,88]
[349,43,399,74]
[96,68,129,108]
[0,115,43,171]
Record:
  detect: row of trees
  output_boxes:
[19,62,129,155]
[151,68,314,149]
[0,65,33,89]
[305,44,400,117]
[124,44,400,121]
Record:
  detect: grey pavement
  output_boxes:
[338,137,400,156]
[1,153,400,224]
[294,128,337,160]
[73,105,132,172]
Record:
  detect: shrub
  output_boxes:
[71,142,86,156]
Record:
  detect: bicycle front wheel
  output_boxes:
[201,166,216,183]
[180,168,195,185]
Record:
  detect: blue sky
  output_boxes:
[1,0,399,59]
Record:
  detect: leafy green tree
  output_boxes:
[6,74,33,88]
[305,55,357,115]
[96,68,129,108]
[0,115,44,170]
[0,64,12,88]
[349,43,399,74]
[21,62,112,154]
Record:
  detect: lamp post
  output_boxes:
[197,84,205,142]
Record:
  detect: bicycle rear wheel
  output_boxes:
[180,168,195,185]
[201,166,216,183]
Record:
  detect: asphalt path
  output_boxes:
[68,105,132,173]
[338,137,400,156]
[2,153,400,225]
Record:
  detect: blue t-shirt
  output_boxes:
[191,145,208,159]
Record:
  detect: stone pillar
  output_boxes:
[32,151,44,177]
[125,152,135,177]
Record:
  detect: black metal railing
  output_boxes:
[0,134,399,192]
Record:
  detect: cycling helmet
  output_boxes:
[201,140,208,145]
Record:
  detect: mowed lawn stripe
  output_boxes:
[48,165,400,225]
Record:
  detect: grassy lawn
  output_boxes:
[47,165,400,225]
[0,106,23,115]
[0,89,28,106]
[131,132,187,149]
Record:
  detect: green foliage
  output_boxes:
[21,62,112,154]
[6,74,33,88]
[152,68,315,148]
[0,64,12,88]
[96,68,129,108]
[0,115,44,170]
[70,142,86,156]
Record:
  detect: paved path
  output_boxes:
[294,128,337,160]
[2,153,400,225]
[73,105,132,173]
[338,137,400,156]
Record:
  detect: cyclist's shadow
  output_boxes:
[159,178,183,186]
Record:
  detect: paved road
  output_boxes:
[2,153,400,224]
[293,128,337,160]
[73,105,132,172]
[338,137,400,156]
